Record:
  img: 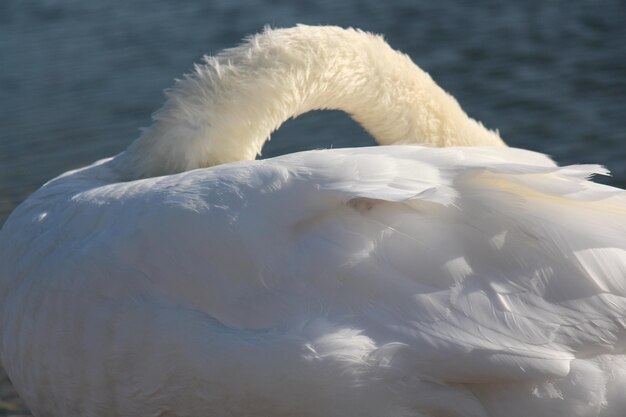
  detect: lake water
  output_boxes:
[0,0,625,411]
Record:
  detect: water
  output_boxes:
[0,0,625,411]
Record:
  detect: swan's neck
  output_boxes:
[115,25,504,179]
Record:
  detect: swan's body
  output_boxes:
[1,26,625,417]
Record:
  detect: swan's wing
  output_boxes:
[266,146,626,374]
[3,146,625,416]
[121,144,622,382]
[264,146,626,415]
[29,147,626,367]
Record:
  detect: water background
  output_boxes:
[0,0,625,412]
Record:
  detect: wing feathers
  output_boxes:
[7,145,625,415]
[265,146,626,384]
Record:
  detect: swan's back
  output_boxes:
[2,145,626,417]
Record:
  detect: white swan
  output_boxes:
[1,25,625,417]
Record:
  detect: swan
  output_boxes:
[1,25,625,417]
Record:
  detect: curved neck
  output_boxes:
[115,25,504,179]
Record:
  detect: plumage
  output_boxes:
[1,25,625,417]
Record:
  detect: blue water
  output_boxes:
[1,0,625,227]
